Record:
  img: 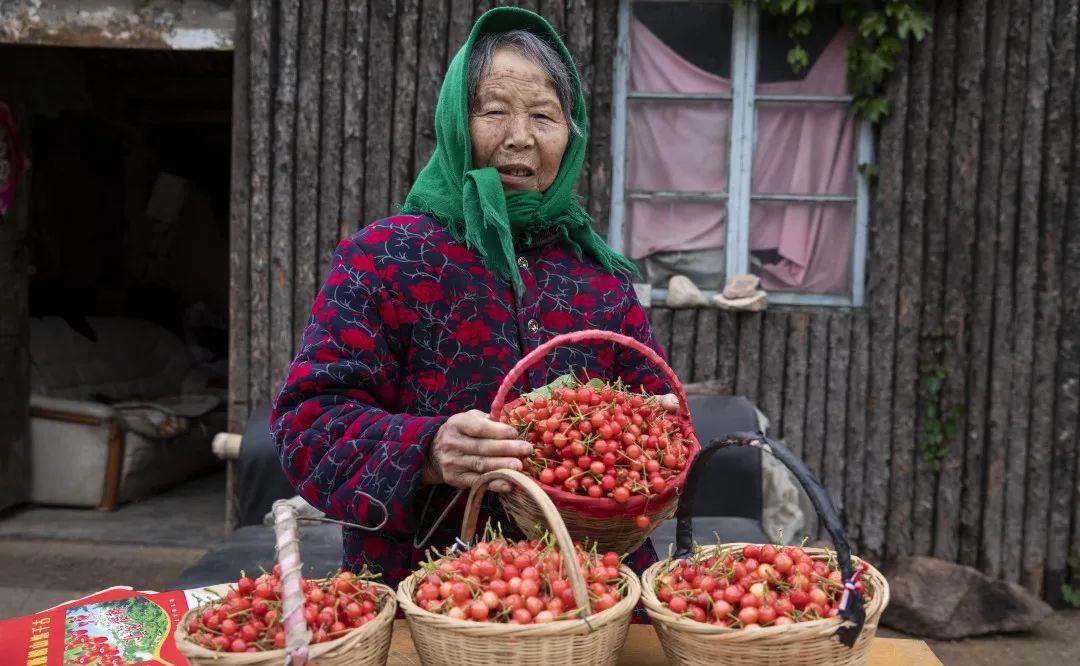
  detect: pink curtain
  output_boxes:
[625,19,857,294]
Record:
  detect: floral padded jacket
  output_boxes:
[271,214,672,592]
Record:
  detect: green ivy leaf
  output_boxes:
[858,162,880,180]
[1062,584,1080,608]
[921,373,944,395]
[898,9,932,40]
[924,402,939,421]
[787,45,810,73]
[854,95,889,122]
[878,35,903,58]
[1065,557,1080,607]
[859,11,888,38]
[943,422,958,441]
[789,16,813,37]
[866,50,892,81]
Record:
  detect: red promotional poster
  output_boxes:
[0,587,198,666]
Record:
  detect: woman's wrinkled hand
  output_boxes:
[658,393,681,413]
[423,410,532,493]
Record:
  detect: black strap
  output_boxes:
[675,431,866,648]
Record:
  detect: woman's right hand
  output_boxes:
[423,410,532,493]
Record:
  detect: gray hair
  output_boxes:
[468,29,582,136]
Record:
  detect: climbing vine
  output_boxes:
[1064,558,1080,608]
[734,0,932,122]
[917,334,965,470]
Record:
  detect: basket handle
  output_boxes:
[460,469,593,617]
[273,500,312,665]
[488,329,690,420]
[674,433,866,648]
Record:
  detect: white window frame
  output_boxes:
[608,0,874,307]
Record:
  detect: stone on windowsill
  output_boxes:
[665,275,709,308]
[723,274,761,300]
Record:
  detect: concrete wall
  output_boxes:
[0,0,234,50]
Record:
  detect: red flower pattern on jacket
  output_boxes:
[408,280,444,304]
[450,319,493,346]
[271,215,671,605]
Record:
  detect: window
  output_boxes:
[608,0,873,307]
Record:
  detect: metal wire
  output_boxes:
[293,491,390,532]
[412,487,466,549]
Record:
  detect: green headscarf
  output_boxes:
[399,7,636,295]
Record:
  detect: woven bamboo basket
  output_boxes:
[175,581,396,665]
[640,433,890,666]
[492,329,700,554]
[175,501,396,665]
[397,468,642,666]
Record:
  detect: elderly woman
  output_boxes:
[271,7,674,588]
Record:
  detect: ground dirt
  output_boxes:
[0,470,222,621]
[880,609,1080,665]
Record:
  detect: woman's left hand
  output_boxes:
[658,393,681,413]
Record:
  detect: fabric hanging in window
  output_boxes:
[625,19,856,294]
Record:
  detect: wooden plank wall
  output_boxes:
[229,0,1080,596]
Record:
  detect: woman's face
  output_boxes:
[469,47,570,193]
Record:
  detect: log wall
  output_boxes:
[229,0,1080,598]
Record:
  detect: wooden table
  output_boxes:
[385,620,943,665]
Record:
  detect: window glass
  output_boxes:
[749,200,854,296]
[632,1,734,91]
[626,3,734,288]
[614,2,868,302]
